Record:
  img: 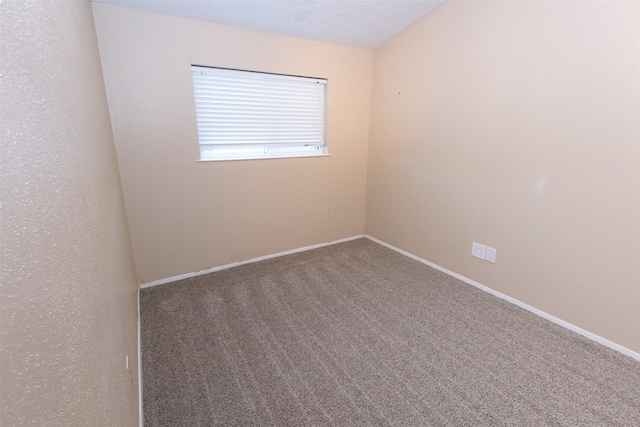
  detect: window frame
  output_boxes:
[191,65,329,162]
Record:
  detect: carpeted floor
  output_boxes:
[140,238,640,426]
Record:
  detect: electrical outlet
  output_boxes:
[471,242,487,259]
[485,246,497,263]
[472,242,497,264]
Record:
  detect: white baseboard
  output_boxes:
[139,235,365,290]
[365,235,640,362]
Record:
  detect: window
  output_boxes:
[191,66,328,161]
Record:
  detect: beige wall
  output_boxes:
[367,1,640,353]
[92,4,372,284]
[1,0,139,425]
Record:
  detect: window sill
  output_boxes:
[197,153,331,163]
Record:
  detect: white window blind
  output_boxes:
[191,66,327,160]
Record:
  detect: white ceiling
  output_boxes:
[92,0,445,49]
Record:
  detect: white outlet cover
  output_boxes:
[485,247,497,263]
[471,242,487,259]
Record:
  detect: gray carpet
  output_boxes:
[141,238,640,426]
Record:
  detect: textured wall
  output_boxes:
[1,0,139,425]
[366,1,640,353]
[92,4,372,284]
